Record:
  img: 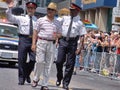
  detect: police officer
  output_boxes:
[56,3,87,89]
[6,1,37,85]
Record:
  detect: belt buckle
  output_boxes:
[40,37,48,41]
[73,37,76,39]
[28,35,32,38]
[45,38,53,41]
[46,38,49,41]
[71,37,76,39]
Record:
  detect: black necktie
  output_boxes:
[29,16,33,35]
[66,17,73,41]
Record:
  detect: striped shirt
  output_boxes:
[57,15,87,37]
[34,16,62,39]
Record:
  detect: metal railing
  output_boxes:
[80,49,120,80]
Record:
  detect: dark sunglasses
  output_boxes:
[47,8,56,11]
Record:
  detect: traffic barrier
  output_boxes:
[80,50,120,80]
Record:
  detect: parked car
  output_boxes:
[0,23,18,66]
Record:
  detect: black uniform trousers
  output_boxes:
[56,37,78,87]
[18,35,35,83]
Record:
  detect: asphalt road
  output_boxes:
[0,62,120,90]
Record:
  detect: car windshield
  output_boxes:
[0,25,18,38]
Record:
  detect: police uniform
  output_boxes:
[56,3,87,89]
[6,2,37,85]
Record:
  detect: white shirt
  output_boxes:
[6,8,37,35]
[57,15,87,37]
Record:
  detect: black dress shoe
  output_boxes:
[18,82,24,85]
[73,71,77,75]
[26,77,31,83]
[18,78,25,85]
[63,85,69,90]
[40,86,49,90]
[56,80,61,86]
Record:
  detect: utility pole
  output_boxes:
[23,0,26,15]
[69,0,71,5]
[70,0,71,3]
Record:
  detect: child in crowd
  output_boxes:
[73,39,81,75]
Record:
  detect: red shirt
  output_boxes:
[117,48,120,54]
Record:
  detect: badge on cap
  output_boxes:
[26,2,37,8]
[70,3,81,11]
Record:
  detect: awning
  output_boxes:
[85,24,98,30]
[83,20,98,30]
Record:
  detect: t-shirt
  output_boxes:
[117,48,120,54]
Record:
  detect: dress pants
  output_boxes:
[56,38,77,87]
[33,39,55,86]
[18,36,35,83]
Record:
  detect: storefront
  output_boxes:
[72,0,117,32]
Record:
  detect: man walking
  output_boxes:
[6,1,37,85]
[56,3,87,90]
[31,2,62,90]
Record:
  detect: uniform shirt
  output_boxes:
[57,15,87,37]
[34,16,62,40]
[6,8,37,35]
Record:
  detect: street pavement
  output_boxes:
[0,63,120,90]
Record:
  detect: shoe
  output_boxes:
[63,84,69,90]
[73,71,76,75]
[90,68,96,73]
[40,86,49,90]
[80,66,84,70]
[18,82,24,85]
[26,77,31,83]
[18,78,25,85]
[18,79,25,85]
[56,80,61,86]
[31,80,39,87]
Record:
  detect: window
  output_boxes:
[115,17,120,23]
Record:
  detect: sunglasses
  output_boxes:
[47,8,56,11]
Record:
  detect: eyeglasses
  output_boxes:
[47,8,56,11]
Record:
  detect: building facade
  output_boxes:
[0,0,11,22]
[57,0,117,32]
[74,0,117,32]
[0,0,118,32]
[112,0,120,31]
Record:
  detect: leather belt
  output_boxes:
[62,36,78,41]
[18,34,32,38]
[38,37,55,41]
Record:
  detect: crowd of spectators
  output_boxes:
[73,29,120,78]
